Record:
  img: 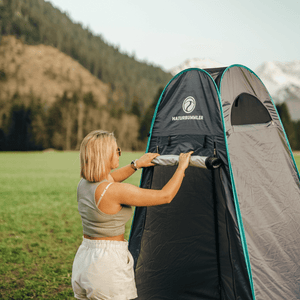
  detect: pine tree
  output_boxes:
[276,102,297,149]
[139,87,164,142]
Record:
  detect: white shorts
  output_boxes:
[72,238,137,300]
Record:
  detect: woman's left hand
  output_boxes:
[136,153,160,169]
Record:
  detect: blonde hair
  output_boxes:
[80,130,116,182]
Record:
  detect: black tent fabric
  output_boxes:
[129,65,300,300]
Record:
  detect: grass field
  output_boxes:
[0,151,300,299]
[0,151,143,299]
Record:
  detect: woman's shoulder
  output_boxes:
[78,178,109,193]
[95,179,114,200]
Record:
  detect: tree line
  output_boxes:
[0,87,163,151]
[1,90,299,151]
[276,102,300,151]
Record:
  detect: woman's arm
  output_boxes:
[110,164,135,182]
[108,152,193,207]
[111,153,160,182]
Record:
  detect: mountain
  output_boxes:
[255,61,300,97]
[1,0,172,113]
[0,0,174,151]
[170,58,300,121]
[170,58,225,76]
[255,61,300,121]
[0,36,109,105]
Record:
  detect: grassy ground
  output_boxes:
[0,151,143,299]
[0,151,299,299]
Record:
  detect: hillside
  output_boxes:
[0,36,109,105]
[0,0,173,151]
[0,35,143,151]
[0,0,172,113]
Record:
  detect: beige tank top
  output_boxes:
[77,178,133,237]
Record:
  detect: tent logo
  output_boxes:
[182,96,196,114]
[172,96,203,121]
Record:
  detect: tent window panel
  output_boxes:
[231,93,272,125]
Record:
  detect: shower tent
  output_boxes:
[128,65,300,300]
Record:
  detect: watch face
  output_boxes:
[131,160,137,170]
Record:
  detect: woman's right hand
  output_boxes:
[178,151,193,171]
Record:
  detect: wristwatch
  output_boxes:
[131,159,139,171]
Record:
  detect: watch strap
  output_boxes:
[131,159,138,171]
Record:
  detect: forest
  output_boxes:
[0,87,164,151]
[0,0,299,151]
[0,0,171,150]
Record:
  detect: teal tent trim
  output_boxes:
[219,65,256,300]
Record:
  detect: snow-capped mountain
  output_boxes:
[255,60,300,121]
[170,58,300,120]
[170,58,225,76]
[255,61,300,98]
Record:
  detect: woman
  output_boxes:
[72,130,193,300]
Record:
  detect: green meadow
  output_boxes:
[0,151,143,299]
[0,151,300,299]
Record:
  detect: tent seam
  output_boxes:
[218,65,256,300]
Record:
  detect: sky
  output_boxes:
[48,0,300,72]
